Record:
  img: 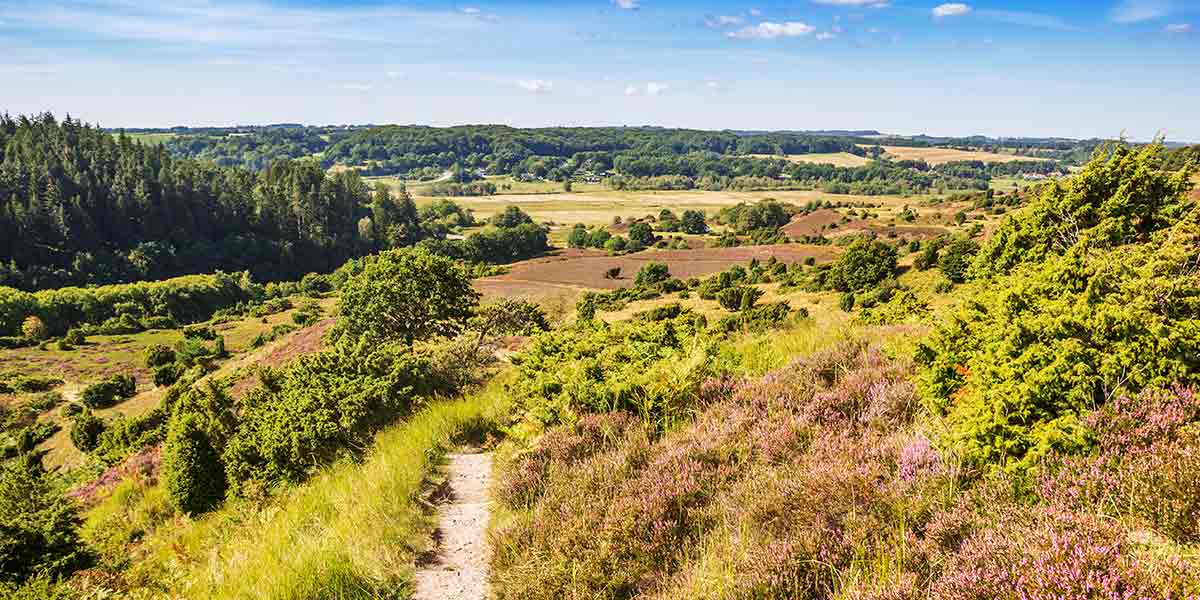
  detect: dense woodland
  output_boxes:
[0,115,545,291]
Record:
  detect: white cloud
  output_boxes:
[613,0,640,9]
[461,7,480,14]
[932,3,972,18]
[705,80,720,89]
[1165,22,1192,32]
[517,79,553,94]
[749,8,762,17]
[1109,0,1174,23]
[624,85,639,96]
[386,70,404,79]
[728,21,815,39]
[340,83,373,91]
[816,31,836,40]
[705,15,743,28]
[646,82,668,95]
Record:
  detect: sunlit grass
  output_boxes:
[102,378,510,599]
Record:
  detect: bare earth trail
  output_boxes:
[414,451,494,600]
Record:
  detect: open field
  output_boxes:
[414,189,934,227]
[867,145,1050,165]
[369,175,607,197]
[126,132,177,145]
[749,152,873,168]
[475,245,839,300]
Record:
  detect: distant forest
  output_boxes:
[0,114,545,291]
[152,123,1081,194]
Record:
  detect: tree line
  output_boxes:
[0,114,546,291]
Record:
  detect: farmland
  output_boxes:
[475,244,838,300]
[749,152,873,168]
[412,188,939,228]
[867,144,1051,165]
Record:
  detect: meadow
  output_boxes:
[748,152,873,168]
[867,144,1051,165]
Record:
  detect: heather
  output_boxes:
[492,339,1200,598]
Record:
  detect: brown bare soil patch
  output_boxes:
[782,209,845,237]
[476,245,839,294]
[784,210,949,241]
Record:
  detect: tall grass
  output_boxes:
[116,379,509,599]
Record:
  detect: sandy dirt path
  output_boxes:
[413,451,494,600]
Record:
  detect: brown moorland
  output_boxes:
[782,209,949,241]
[475,245,839,297]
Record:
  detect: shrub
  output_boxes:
[223,341,439,491]
[628,222,655,245]
[603,267,622,280]
[336,248,478,346]
[839,291,856,312]
[162,413,227,515]
[70,411,106,452]
[144,344,176,368]
[933,278,955,293]
[20,316,48,341]
[182,324,217,340]
[153,363,184,387]
[974,143,1193,279]
[0,460,88,582]
[937,238,980,283]
[828,238,898,292]
[80,374,136,409]
[917,205,1200,473]
[61,329,85,346]
[634,262,671,287]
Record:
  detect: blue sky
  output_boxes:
[0,0,1197,140]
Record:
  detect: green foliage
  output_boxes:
[627,222,655,246]
[839,292,856,312]
[973,143,1194,279]
[163,413,227,515]
[491,206,535,228]
[634,262,671,287]
[80,374,136,409]
[223,341,439,491]
[680,210,708,234]
[336,248,479,345]
[718,199,792,233]
[0,375,62,395]
[919,202,1200,474]
[0,459,88,582]
[0,271,259,337]
[144,344,176,368]
[508,316,713,435]
[70,410,106,453]
[828,238,898,292]
[937,238,980,283]
[857,288,930,325]
[567,224,590,249]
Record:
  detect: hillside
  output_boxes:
[0,142,1196,599]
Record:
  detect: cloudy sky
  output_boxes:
[1,0,1197,140]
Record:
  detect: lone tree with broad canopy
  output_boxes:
[337,248,480,346]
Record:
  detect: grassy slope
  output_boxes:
[87,378,509,599]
